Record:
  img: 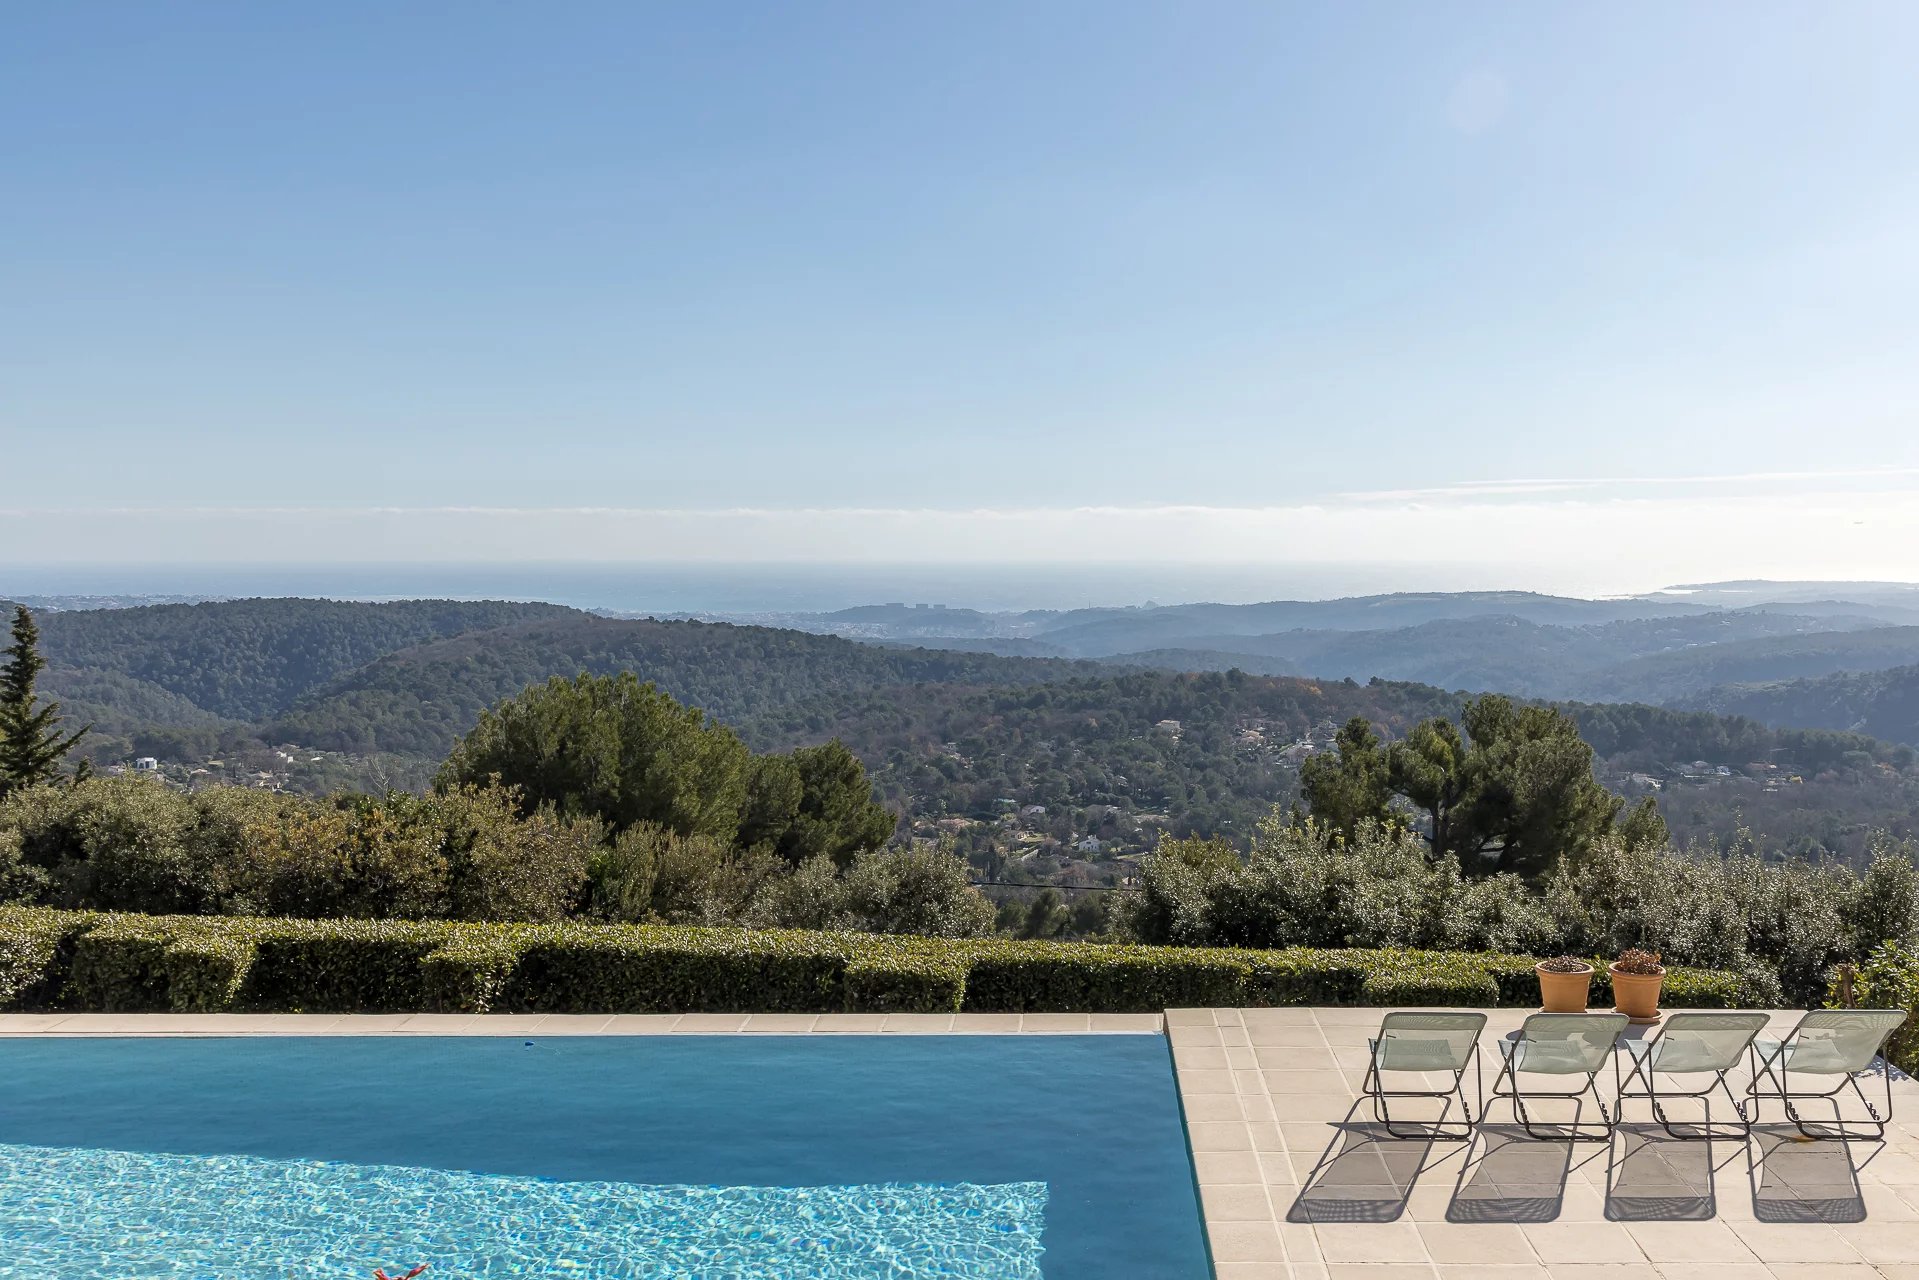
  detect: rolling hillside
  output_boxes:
[1683,664,1919,747]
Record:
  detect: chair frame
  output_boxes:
[1744,1010,1905,1142]
[1361,1012,1486,1141]
[1616,1011,1766,1141]
[1492,1012,1628,1142]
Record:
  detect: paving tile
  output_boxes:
[1209,1221,1287,1264]
[1171,1022,1225,1046]
[1624,1221,1758,1263]
[1202,1182,1279,1222]
[1177,1046,1232,1070]
[1716,1225,1858,1265]
[1183,1094,1249,1122]
[1841,1220,1919,1264]
[600,1014,683,1033]
[1241,1007,1322,1027]
[1315,1223,1429,1264]
[1249,1023,1334,1046]
[875,1013,951,1033]
[531,1013,615,1033]
[1323,1267,1438,1279]
[1166,1007,1220,1026]
[1089,1012,1162,1033]
[1020,1012,1093,1033]
[389,1014,479,1033]
[0,1014,73,1033]
[1259,1046,1341,1070]
[461,1015,553,1034]
[1178,1068,1237,1095]
[1523,1223,1647,1266]
[1416,1222,1536,1265]
[1265,1069,1357,1094]
[740,1014,818,1033]
[1187,1121,1257,1152]
[1212,1265,1297,1279]
[1194,1150,1265,1183]
[665,1013,745,1033]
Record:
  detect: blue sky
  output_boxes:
[5,2,1918,582]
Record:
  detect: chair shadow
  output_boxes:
[1604,1123,1716,1221]
[1747,1123,1868,1223]
[1286,1102,1444,1224]
[1444,1122,1574,1222]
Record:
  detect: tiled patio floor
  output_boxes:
[1170,1007,1919,1280]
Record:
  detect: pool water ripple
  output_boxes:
[0,1142,1048,1279]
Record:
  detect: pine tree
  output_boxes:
[0,606,89,798]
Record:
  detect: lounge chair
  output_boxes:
[1746,1009,1907,1141]
[1616,1010,1768,1139]
[1492,1012,1629,1141]
[1362,1011,1487,1140]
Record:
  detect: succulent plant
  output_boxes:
[1536,955,1592,973]
[1613,948,1665,975]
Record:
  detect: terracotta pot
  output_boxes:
[1536,963,1594,1013]
[1609,964,1665,1025]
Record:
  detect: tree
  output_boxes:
[0,607,89,799]
[1298,717,1397,842]
[777,741,898,867]
[1302,693,1627,879]
[438,672,752,841]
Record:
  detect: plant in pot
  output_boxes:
[1535,955,1594,1013]
[1610,948,1666,1025]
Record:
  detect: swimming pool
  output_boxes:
[0,1034,1211,1278]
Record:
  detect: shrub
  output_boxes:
[843,948,968,1013]
[421,928,532,1013]
[1834,942,1919,1074]
[0,907,1762,1016]
[961,943,1253,1013]
[500,923,848,1013]
[0,907,92,1009]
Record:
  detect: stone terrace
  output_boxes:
[1171,1007,1919,1280]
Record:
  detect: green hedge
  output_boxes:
[0,906,1761,1016]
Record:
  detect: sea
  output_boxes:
[0,561,1529,615]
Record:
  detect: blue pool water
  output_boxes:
[0,1035,1210,1279]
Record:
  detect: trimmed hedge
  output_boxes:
[0,906,1761,1016]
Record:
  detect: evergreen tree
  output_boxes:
[0,606,90,798]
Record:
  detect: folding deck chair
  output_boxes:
[1616,1010,1769,1140]
[1361,1011,1487,1140]
[1492,1012,1629,1141]
[1746,1009,1907,1141]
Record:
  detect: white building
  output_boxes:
[132,757,159,772]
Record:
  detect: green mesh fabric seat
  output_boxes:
[1363,1011,1488,1140]
[1492,1012,1629,1141]
[1747,1009,1907,1141]
[1618,1011,1768,1139]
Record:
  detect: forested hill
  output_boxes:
[26,598,586,730]
[264,616,1101,756]
[16,597,1919,861]
[1681,663,1919,747]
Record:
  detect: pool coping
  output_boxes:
[0,1011,1166,1036]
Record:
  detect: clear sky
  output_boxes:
[5,2,1918,586]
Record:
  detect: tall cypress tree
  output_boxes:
[0,606,89,798]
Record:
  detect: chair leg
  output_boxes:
[1750,1055,1893,1142]
[1368,1055,1478,1141]
[1502,1057,1615,1142]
